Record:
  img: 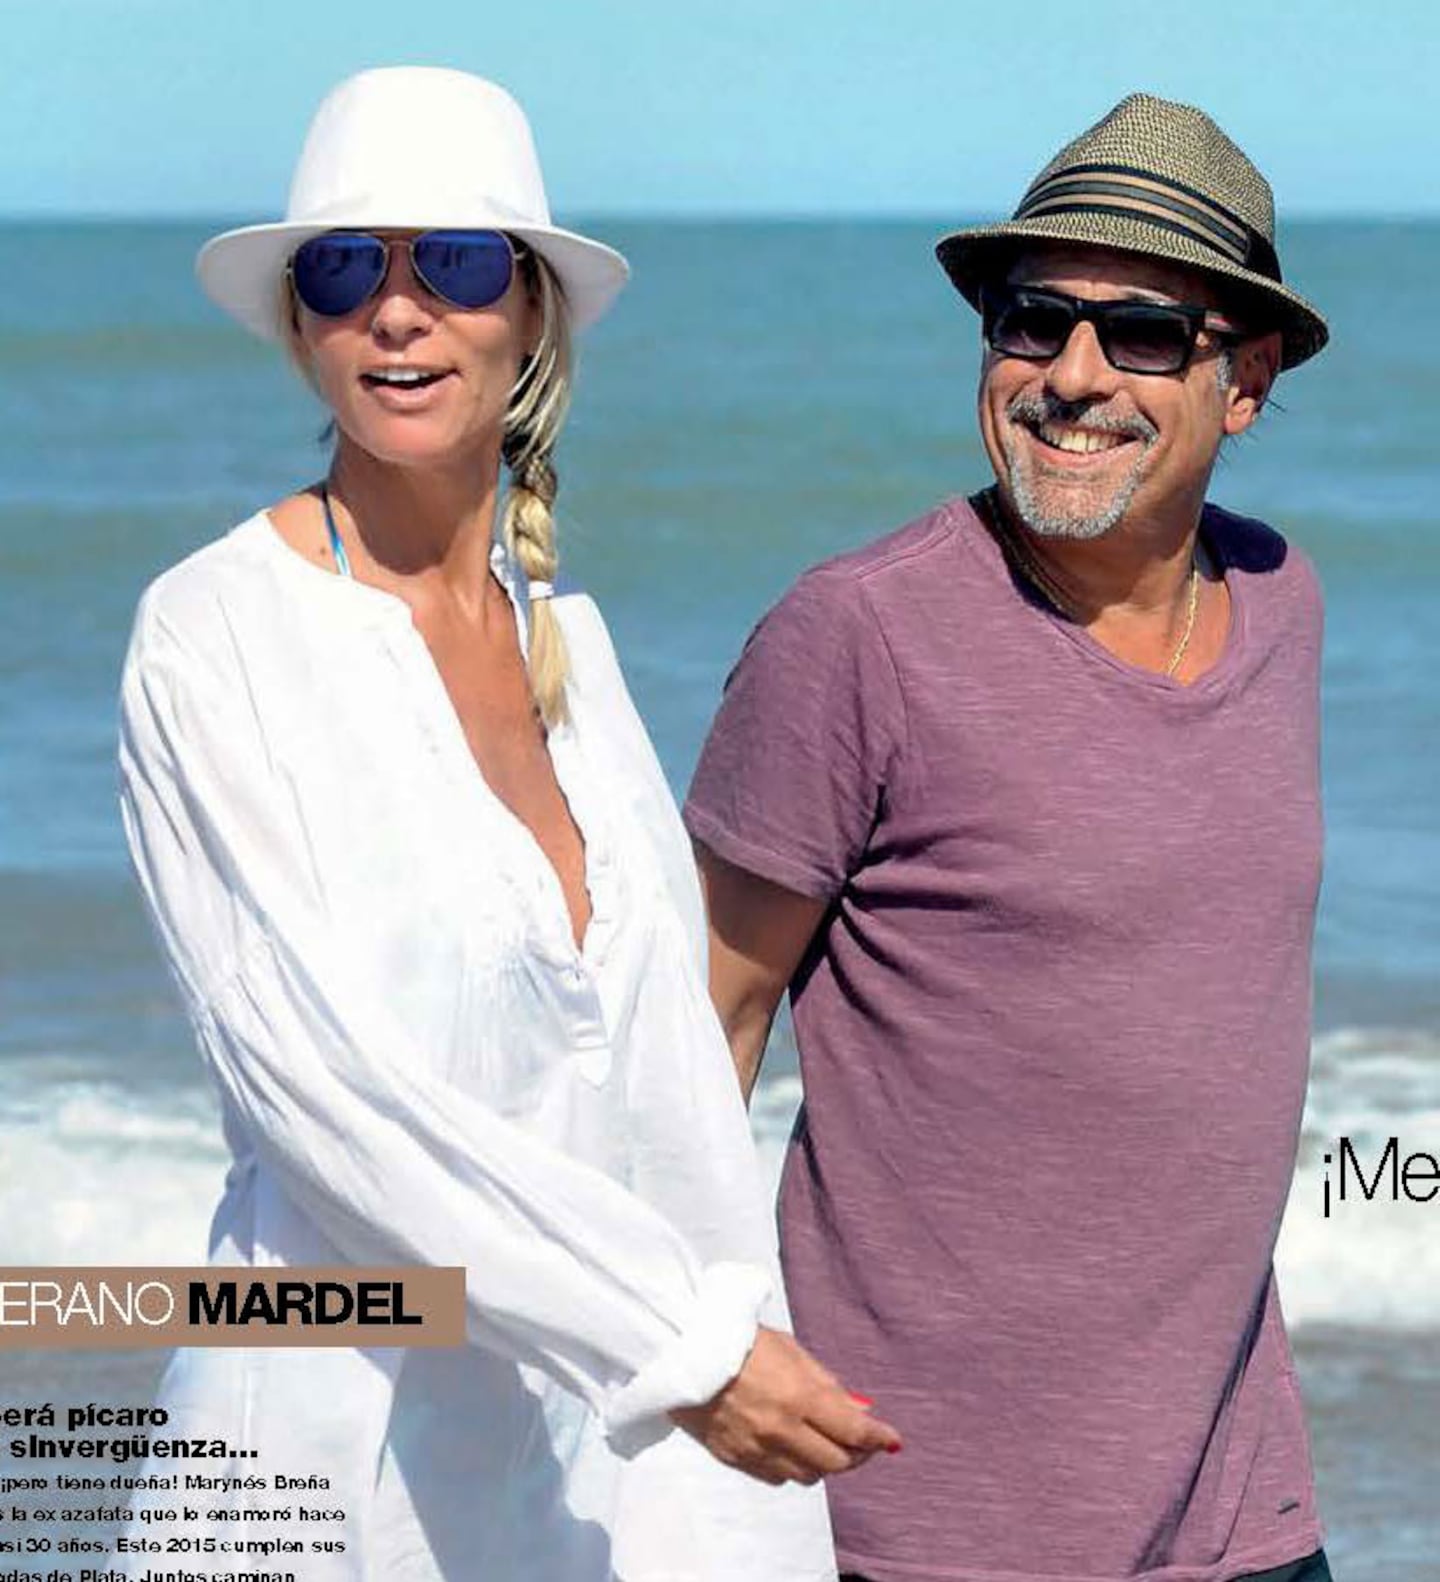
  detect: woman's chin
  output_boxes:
[334,419,491,475]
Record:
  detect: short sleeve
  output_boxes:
[684,568,905,901]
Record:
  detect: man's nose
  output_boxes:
[1043,318,1117,404]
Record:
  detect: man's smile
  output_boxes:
[1024,420,1136,459]
[1005,398,1157,482]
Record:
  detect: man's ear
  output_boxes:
[1223,330,1283,436]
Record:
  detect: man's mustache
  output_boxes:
[1005,393,1158,444]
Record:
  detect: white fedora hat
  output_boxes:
[198,66,629,340]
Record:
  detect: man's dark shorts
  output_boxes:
[839,1552,1332,1582]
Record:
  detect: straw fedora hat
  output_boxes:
[936,93,1327,370]
[198,67,629,341]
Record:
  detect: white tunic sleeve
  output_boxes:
[117,585,767,1453]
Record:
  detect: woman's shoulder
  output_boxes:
[136,514,277,625]
[550,589,611,657]
[550,591,633,709]
[127,513,294,679]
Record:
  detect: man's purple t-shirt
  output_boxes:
[684,498,1324,1582]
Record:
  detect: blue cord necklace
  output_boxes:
[319,484,353,579]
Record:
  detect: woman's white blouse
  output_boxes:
[117,514,835,1581]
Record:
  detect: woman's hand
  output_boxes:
[670,1327,902,1485]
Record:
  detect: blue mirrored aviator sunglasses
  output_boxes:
[289,229,520,317]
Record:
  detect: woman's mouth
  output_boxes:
[361,366,450,392]
[358,366,456,410]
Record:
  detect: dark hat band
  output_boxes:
[1016,163,1281,282]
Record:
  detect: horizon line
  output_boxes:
[1,207,1437,227]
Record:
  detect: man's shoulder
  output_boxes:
[716,505,974,713]
[1202,500,1323,622]
[749,496,991,671]
[764,499,979,651]
[794,498,970,600]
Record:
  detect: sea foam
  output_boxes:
[3,1027,1436,1329]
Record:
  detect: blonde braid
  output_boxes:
[502,251,574,728]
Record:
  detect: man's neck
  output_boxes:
[984,485,1205,622]
[979,485,1230,684]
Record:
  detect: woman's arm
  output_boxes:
[119,586,898,1477]
[120,589,765,1454]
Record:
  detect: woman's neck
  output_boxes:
[326,438,504,611]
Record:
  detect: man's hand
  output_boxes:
[695,843,827,1101]
[670,1326,901,1485]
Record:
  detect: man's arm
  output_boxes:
[694,841,827,1104]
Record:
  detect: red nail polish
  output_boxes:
[848,1392,874,1407]
[886,1441,903,1455]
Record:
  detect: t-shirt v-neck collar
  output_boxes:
[959,497,1250,700]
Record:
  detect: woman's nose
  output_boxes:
[367,242,437,340]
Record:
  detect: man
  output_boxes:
[684,95,1332,1582]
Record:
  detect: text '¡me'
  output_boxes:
[1322,1136,1439,1218]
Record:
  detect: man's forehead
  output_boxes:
[1003,244,1225,308]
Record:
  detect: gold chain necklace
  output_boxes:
[1164,561,1201,678]
[980,491,1200,679]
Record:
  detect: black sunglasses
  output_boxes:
[289,229,523,318]
[980,284,1242,375]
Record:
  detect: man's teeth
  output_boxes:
[1037,424,1128,454]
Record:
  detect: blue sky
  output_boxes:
[5,0,1436,218]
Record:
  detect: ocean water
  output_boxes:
[1,220,1437,1575]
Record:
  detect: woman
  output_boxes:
[118,67,896,1582]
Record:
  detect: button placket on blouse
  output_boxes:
[487,545,623,982]
[386,607,616,1081]
[554,702,665,1093]
[540,721,619,1084]
[253,517,616,1082]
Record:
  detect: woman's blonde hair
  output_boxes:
[277,241,576,727]
[501,247,573,728]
